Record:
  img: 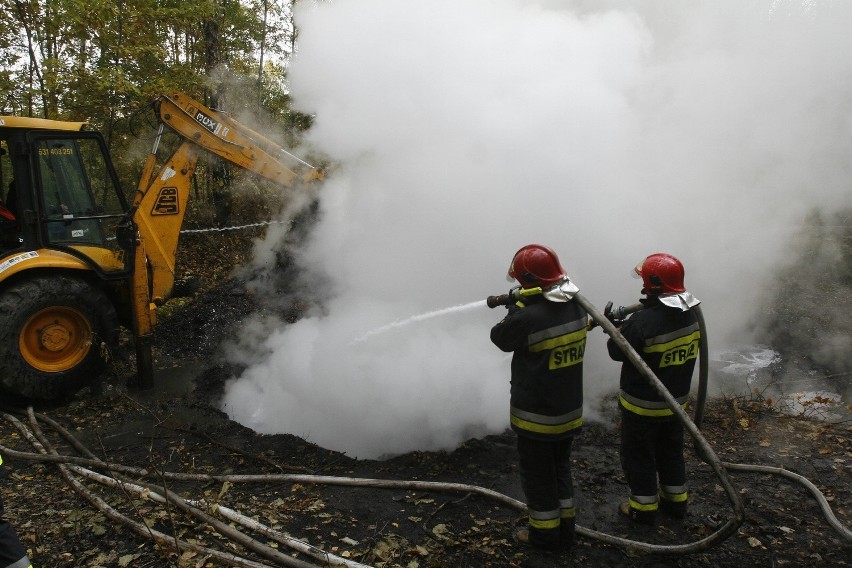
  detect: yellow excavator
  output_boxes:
[0,93,321,401]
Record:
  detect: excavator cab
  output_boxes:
[29,134,131,272]
[0,119,133,401]
[0,122,132,275]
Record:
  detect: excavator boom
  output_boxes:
[153,92,316,186]
[129,92,322,386]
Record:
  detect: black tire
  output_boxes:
[0,275,119,401]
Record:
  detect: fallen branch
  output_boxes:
[198,501,373,568]
[3,412,277,568]
[5,403,850,564]
[72,466,335,568]
[4,412,326,568]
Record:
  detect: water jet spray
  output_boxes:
[353,299,486,343]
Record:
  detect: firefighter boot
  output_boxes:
[659,498,687,519]
[513,527,560,551]
[618,502,656,525]
[560,518,575,549]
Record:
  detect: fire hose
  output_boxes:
[486,289,745,551]
[488,287,852,549]
[604,301,709,430]
[0,290,848,566]
[571,292,746,552]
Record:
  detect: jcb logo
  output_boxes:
[152,187,179,215]
[660,339,698,368]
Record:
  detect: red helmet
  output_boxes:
[635,253,686,295]
[508,244,566,288]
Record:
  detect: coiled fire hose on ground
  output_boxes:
[572,293,746,552]
[573,292,851,546]
[1,294,849,567]
[487,289,850,549]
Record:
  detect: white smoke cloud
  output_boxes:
[221,0,852,458]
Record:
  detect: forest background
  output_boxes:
[0,0,311,225]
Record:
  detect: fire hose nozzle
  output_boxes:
[598,301,645,326]
[487,294,512,308]
[486,286,543,308]
[589,301,646,330]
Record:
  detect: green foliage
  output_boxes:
[754,208,852,375]
[0,0,302,129]
[0,0,312,224]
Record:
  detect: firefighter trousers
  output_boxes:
[516,435,576,548]
[0,496,31,568]
[620,409,688,518]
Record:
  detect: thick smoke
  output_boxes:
[221,1,852,458]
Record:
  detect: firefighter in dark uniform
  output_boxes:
[0,455,32,568]
[607,253,700,525]
[491,244,587,550]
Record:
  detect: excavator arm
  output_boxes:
[129,92,321,385]
[151,92,317,187]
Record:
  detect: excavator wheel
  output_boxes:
[0,275,119,401]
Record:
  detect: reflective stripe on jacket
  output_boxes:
[491,295,587,440]
[607,297,699,418]
[618,391,689,417]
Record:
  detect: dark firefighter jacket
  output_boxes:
[607,296,700,418]
[491,295,587,440]
[1,454,33,568]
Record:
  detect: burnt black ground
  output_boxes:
[1,227,850,567]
